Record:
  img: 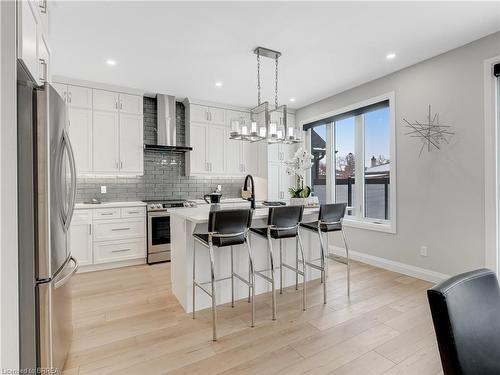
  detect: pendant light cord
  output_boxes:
[257,49,261,106]
[275,54,279,109]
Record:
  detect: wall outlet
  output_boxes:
[420,246,428,257]
[100,186,107,194]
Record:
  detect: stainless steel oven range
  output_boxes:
[145,200,185,264]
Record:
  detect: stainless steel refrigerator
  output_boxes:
[18,62,78,373]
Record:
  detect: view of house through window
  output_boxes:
[308,99,392,224]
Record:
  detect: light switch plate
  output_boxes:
[101,186,107,194]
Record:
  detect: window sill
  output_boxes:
[343,218,396,234]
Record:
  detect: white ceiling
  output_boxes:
[50,1,500,109]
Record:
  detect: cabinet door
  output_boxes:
[279,164,295,200]
[207,107,225,125]
[190,105,208,123]
[207,125,226,174]
[225,129,242,175]
[241,141,259,175]
[68,85,92,109]
[267,162,281,201]
[189,122,208,174]
[268,143,280,162]
[281,143,297,162]
[38,35,49,84]
[93,89,119,112]
[69,210,93,267]
[68,107,93,174]
[119,114,144,174]
[52,83,67,103]
[93,110,119,173]
[17,0,39,84]
[119,93,143,115]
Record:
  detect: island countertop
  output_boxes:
[169,201,320,225]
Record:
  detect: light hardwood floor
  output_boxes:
[63,259,443,375]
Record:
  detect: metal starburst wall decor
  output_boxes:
[403,105,454,156]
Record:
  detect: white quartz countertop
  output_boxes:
[170,202,319,224]
[75,201,146,209]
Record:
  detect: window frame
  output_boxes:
[303,92,397,234]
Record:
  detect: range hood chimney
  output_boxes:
[144,94,192,152]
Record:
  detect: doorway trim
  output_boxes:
[484,55,500,274]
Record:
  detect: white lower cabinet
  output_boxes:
[69,210,93,267]
[70,206,146,272]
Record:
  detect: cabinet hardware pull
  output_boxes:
[120,161,123,169]
[39,59,47,82]
[112,228,131,231]
[101,212,114,216]
[111,248,131,253]
[128,211,140,214]
[120,102,123,110]
[68,92,72,104]
[88,223,92,235]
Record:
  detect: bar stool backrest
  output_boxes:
[268,205,304,229]
[208,208,253,235]
[319,203,347,224]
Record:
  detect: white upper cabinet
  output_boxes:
[190,104,225,125]
[241,142,259,175]
[93,110,119,173]
[68,107,93,174]
[53,82,67,103]
[188,122,209,174]
[68,85,92,109]
[119,114,143,174]
[18,1,39,84]
[207,125,226,174]
[119,93,143,115]
[93,89,119,112]
[225,132,242,175]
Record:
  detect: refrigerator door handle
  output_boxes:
[53,256,78,289]
[57,130,77,232]
[63,129,77,230]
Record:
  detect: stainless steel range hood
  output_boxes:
[144,94,192,152]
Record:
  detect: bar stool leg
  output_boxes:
[297,231,307,311]
[295,237,299,290]
[342,228,350,297]
[244,237,255,328]
[266,233,277,320]
[208,242,217,341]
[279,239,283,294]
[319,231,327,304]
[231,246,235,308]
[248,234,251,303]
[192,242,196,319]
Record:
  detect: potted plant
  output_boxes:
[284,147,319,207]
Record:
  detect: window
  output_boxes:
[305,93,396,232]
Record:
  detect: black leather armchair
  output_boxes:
[427,268,500,375]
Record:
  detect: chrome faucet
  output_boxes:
[243,174,256,210]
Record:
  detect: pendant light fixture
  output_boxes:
[229,46,301,144]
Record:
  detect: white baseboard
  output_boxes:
[329,246,450,284]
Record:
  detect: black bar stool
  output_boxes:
[250,205,306,319]
[192,208,254,341]
[300,203,350,303]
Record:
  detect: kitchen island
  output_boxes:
[170,202,324,313]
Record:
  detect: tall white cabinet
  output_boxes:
[53,82,144,176]
[185,100,260,176]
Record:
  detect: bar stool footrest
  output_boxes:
[305,261,324,272]
[233,272,253,287]
[282,262,304,276]
[327,254,348,265]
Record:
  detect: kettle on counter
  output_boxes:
[204,185,222,204]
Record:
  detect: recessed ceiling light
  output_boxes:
[215,82,223,87]
[106,59,117,66]
[289,98,296,102]
[386,53,396,60]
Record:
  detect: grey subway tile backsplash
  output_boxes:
[76,97,244,203]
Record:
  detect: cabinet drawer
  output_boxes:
[94,238,145,264]
[72,209,92,225]
[93,218,145,242]
[121,207,145,218]
[93,208,121,220]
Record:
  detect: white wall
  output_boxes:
[297,32,500,278]
[0,0,19,370]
